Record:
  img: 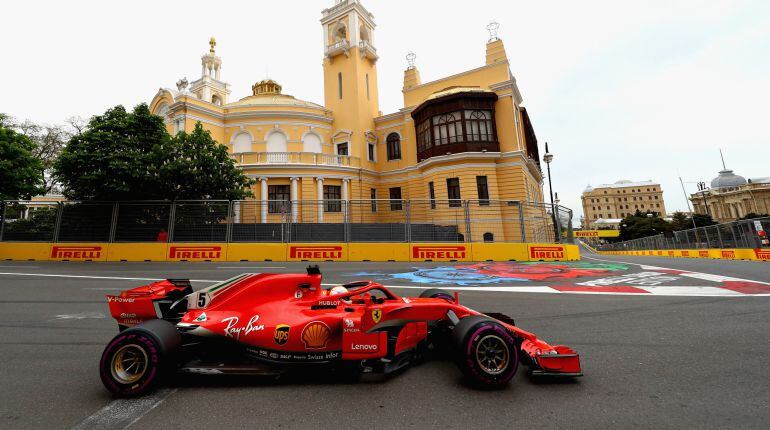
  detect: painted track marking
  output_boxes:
[71,388,176,430]
[1,270,768,297]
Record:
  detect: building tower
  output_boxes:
[189,37,231,105]
[321,0,380,160]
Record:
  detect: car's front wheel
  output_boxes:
[452,316,518,388]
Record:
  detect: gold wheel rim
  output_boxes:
[475,334,510,375]
[111,344,148,384]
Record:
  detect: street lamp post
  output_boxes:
[697,181,712,219]
[543,142,560,243]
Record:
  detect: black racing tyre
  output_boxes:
[452,315,518,388]
[419,288,454,302]
[99,319,181,397]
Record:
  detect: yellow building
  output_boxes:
[581,180,666,229]
[690,169,770,222]
[149,0,548,242]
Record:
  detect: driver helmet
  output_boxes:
[329,286,351,302]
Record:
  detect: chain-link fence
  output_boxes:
[598,217,770,251]
[0,200,573,244]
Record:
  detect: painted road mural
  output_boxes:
[348,262,629,285]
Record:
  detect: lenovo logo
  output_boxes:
[721,250,735,259]
[529,246,565,259]
[169,246,222,259]
[289,246,343,259]
[754,249,770,260]
[412,245,466,259]
[51,246,102,259]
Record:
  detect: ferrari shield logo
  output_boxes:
[372,309,382,324]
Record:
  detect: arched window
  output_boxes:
[483,232,494,242]
[232,132,252,153]
[303,132,322,153]
[211,94,222,106]
[386,133,401,161]
[360,26,370,43]
[466,110,493,141]
[155,102,169,118]
[266,130,287,153]
[334,24,347,42]
[432,112,462,146]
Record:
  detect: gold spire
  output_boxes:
[209,37,216,54]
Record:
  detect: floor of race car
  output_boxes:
[1,249,769,429]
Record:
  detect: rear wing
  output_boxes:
[106,279,192,329]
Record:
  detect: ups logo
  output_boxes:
[273,324,290,346]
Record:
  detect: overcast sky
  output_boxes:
[2,0,769,222]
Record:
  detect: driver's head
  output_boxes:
[329,286,348,297]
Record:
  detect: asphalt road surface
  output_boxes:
[1,249,769,429]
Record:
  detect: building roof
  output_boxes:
[748,177,770,184]
[710,169,747,189]
[425,86,494,101]
[587,180,659,190]
[226,78,325,110]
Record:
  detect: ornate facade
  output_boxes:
[149,0,546,242]
[581,180,666,229]
[690,169,770,222]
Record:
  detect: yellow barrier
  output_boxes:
[348,243,409,261]
[470,243,529,261]
[0,242,581,262]
[600,248,769,262]
[107,243,167,261]
[227,243,286,262]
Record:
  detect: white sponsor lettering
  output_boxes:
[577,272,680,287]
[119,313,137,318]
[107,297,135,303]
[318,301,339,306]
[222,315,265,339]
[351,344,377,351]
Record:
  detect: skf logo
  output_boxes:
[412,245,466,259]
[289,246,343,259]
[51,246,102,259]
[529,246,565,259]
[273,324,290,346]
[169,246,222,259]
[754,249,770,260]
[699,250,709,258]
[721,250,735,259]
[371,309,382,324]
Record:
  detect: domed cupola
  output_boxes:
[252,79,282,95]
[710,169,747,189]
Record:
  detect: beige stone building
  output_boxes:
[581,180,666,229]
[690,169,770,222]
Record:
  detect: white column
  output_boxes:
[316,177,324,223]
[260,177,268,223]
[215,66,221,80]
[233,201,241,224]
[290,177,299,223]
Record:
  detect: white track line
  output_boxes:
[582,255,770,285]
[216,266,286,269]
[71,388,176,430]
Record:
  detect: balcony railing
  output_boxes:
[325,39,350,58]
[358,40,378,61]
[231,152,361,168]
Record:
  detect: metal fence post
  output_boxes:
[225,201,233,243]
[715,226,723,248]
[463,200,471,242]
[108,202,119,243]
[405,200,411,243]
[343,200,350,243]
[517,202,526,243]
[53,202,64,243]
[0,202,6,241]
[167,202,176,243]
[566,209,574,243]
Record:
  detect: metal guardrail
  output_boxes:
[0,200,574,244]
[597,217,770,251]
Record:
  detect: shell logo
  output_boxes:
[301,321,331,349]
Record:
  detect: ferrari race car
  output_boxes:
[100,266,581,396]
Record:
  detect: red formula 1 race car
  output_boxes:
[100,266,581,396]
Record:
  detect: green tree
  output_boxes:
[160,122,254,200]
[740,212,769,220]
[669,211,691,231]
[53,104,253,201]
[619,210,672,241]
[0,123,45,200]
[691,213,717,227]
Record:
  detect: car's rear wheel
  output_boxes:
[452,315,518,388]
[419,288,454,302]
[100,320,180,397]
